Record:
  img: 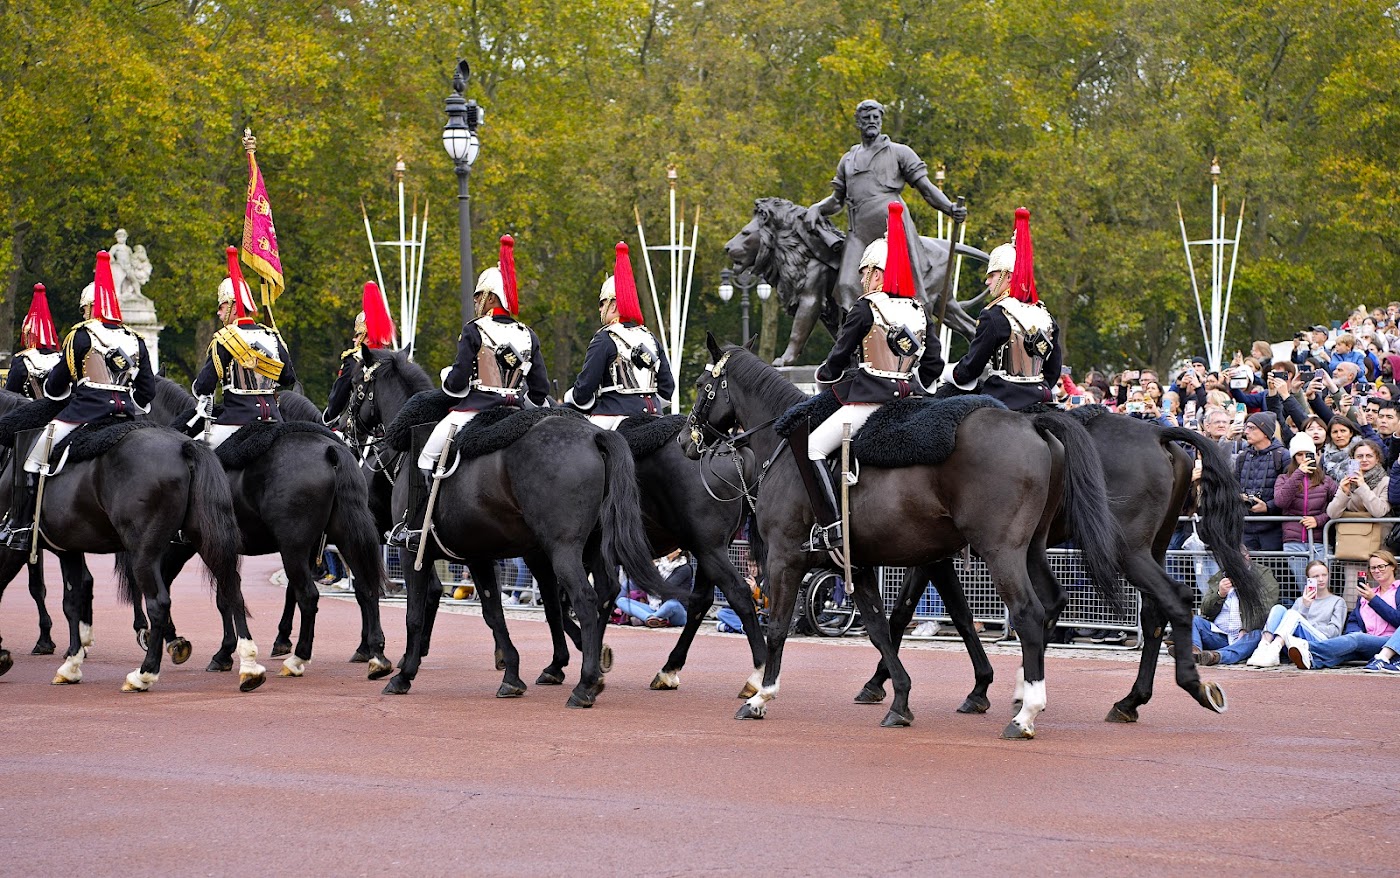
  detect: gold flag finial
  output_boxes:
[243,128,257,154]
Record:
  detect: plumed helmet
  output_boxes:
[880,202,917,298]
[605,242,645,324]
[22,283,58,350]
[361,281,395,347]
[89,251,123,322]
[80,283,95,307]
[1007,207,1039,304]
[354,311,367,338]
[599,275,616,303]
[224,247,257,320]
[859,237,887,272]
[497,235,519,315]
[475,265,505,311]
[217,276,254,306]
[986,242,1016,276]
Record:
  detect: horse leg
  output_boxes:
[384,564,434,695]
[343,554,391,680]
[50,552,92,685]
[848,567,914,728]
[0,548,26,676]
[272,583,296,657]
[530,552,572,686]
[121,552,172,693]
[474,560,527,698]
[856,565,926,705]
[988,550,1048,740]
[149,549,192,666]
[216,575,266,693]
[557,551,604,709]
[650,564,711,692]
[737,562,803,720]
[27,558,55,655]
[1117,554,1223,718]
[277,549,319,678]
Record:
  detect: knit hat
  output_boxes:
[1287,432,1316,458]
[1246,411,1277,438]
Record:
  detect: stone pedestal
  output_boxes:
[774,364,820,396]
[120,291,164,373]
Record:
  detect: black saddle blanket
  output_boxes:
[617,414,686,459]
[215,420,342,469]
[385,390,453,452]
[774,391,1006,468]
[0,398,65,447]
[451,407,586,461]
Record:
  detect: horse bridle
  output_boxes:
[343,361,405,484]
[685,351,784,515]
[686,352,736,453]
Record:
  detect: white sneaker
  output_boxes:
[1284,635,1313,670]
[1246,638,1282,667]
[912,621,941,637]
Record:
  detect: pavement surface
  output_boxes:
[2,554,1397,877]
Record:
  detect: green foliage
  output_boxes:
[1,0,1395,400]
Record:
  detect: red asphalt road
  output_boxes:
[1,555,1397,877]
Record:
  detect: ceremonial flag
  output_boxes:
[240,130,285,303]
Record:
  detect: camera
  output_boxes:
[1295,331,1308,341]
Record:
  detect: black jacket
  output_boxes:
[5,348,57,399]
[816,297,943,403]
[443,315,551,411]
[46,323,156,422]
[323,349,360,424]
[569,322,674,416]
[952,303,1063,412]
[192,322,298,425]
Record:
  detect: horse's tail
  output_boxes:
[1031,413,1124,612]
[323,442,387,593]
[593,430,685,602]
[181,440,246,619]
[1157,426,1265,624]
[114,553,139,607]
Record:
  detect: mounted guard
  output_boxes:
[950,208,1062,411]
[6,283,61,400]
[564,241,674,428]
[0,251,156,550]
[323,281,395,428]
[192,247,297,449]
[795,201,944,553]
[387,234,550,551]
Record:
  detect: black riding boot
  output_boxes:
[0,472,39,551]
[386,468,432,553]
[788,421,842,553]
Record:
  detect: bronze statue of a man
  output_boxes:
[806,99,967,309]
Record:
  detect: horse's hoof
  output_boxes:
[167,638,192,666]
[206,657,233,673]
[1001,721,1035,740]
[382,675,412,695]
[270,640,292,658]
[957,694,991,715]
[31,640,56,656]
[239,671,266,692]
[600,644,613,674]
[735,703,766,720]
[1200,681,1228,714]
[135,628,150,652]
[565,691,595,709]
[737,682,758,699]
[493,648,506,672]
[853,685,886,704]
[349,650,370,664]
[51,673,80,685]
[367,656,393,680]
[1105,704,1139,724]
[880,708,913,728]
[536,669,565,686]
[496,681,527,698]
[0,651,12,677]
[120,681,147,693]
[649,671,679,691]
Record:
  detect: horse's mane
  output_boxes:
[277,390,322,423]
[722,344,806,411]
[153,374,194,407]
[750,197,839,310]
[0,388,28,418]
[374,348,434,393]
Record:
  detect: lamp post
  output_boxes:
[718,268,772,342]
[442,59,483,327]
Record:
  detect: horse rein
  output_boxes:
[686,352,782,515]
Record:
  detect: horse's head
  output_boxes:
[345,345,389,443]
[680,332,742,460]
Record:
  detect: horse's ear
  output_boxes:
[743,334,758,353]
[706,331,723,362]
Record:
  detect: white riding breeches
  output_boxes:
[587,414,628,431]
[205,424,242,450]
[24,420,80,474]
[417,409,479,471]
[808,403,880,460]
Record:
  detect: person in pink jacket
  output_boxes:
[1273,432,1337,592]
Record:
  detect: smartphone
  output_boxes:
[1358,571,1369,588]
[1068,394,1083,406]
[1304,582,1318,599]
[1357,394,1369,408]
[1299,369,1315,383]
[1126,401,1145,414]
[1271,370,1289,382]
[1061,365,1072,376]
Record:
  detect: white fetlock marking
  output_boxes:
[55,651,85,682]
[281,655,308,676]
[237,638,266,678]
[745,667,764,692]
[1011,680,1047,735]
[368,656,392,674]
[1012,666,1026,703]
[123,669,158,691]
[656,669,680,688]
[79,622,93,649]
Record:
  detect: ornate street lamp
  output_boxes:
[443,59,484,326]
[718,268,771,342]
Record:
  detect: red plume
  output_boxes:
[499,235,519,315]
[92,251,122,323]
[361,281,395,348]
[226,246,257,321]
[881,202,917,298]
[22,283,58,350]
[612,241,644,324]
[1008,207,1039,304]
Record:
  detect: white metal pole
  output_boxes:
[676,206,700,414]
[634,206,669,362]
[360,199,388,313]
[1177,202,1211,366]
[1210,179,1220,369]
[668,177,679,397]
[397,165,409,349]
[1222,196,1245,351]
[411,200,430,355]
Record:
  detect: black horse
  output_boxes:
[683,338,1122,739]
[0,422,262,692]
[143,377,392,680]
[0,388,62,657]
[857,409,1262,721]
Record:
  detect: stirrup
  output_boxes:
[802,521,843,553]
[385,523,422,552]
[2,525,33,551]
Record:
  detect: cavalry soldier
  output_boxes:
[950,208,1062,411]
[0,251,156,549]
[5,283,61,400]
[192,247,297,449]
[795,202,944,553]
[563,241,674,428]
[323,281,394,427]
[388,235,550,550]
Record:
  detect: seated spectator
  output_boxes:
[1201,560,1347,666]
[1274,433,1336,590]
[1286,549,1400,669]
[1321,417,1363,482]
[615,551,692,628]
[1236,412,1288,551]
[1181,545,1280,659]
[717,567,768,634]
